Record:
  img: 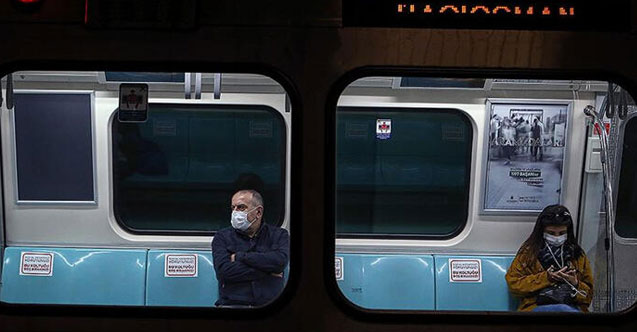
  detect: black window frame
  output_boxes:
[112,102,288,236]
[325,68,637,323]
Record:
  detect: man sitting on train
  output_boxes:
[212,189,289,307]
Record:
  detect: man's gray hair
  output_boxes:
[236,189,263,207]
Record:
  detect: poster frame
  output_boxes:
[10,90,98,205]
[480,99,573,215]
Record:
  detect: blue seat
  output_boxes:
[1,247,146,305]
[434,255,518,311]
[146,250,217,307]
[146,250,288,307]
[336,253,435,310]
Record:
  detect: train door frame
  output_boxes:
[0,85,5,293]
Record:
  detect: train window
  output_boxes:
[1,71,291,308]
[333,76,637,314]
[113,104,286,233]
[336,107,472,237]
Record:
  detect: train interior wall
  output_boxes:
[2,74,632,312]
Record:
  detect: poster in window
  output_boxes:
[483,101,569,213]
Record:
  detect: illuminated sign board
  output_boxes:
[343,1,631,31]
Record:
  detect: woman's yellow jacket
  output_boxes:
[505,247,594,312]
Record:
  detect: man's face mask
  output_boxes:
[544,232,567,246]
[231,206,259,231]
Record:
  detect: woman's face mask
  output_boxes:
[231,206,259,231]
[544,232,567,246]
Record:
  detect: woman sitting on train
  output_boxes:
[505,204,594,312]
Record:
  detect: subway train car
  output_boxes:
[1,0,637,331]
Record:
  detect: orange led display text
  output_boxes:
[396,4,574,16]
[343,0,630,32]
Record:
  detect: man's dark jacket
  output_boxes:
[212,222,289,306]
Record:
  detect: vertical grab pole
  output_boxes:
[185,73,192,99]
[194,73,202,99]
[213,73,222,100]
[584,105,615,312]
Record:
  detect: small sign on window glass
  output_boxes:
[376,119,391,140]
[118,83,149,122]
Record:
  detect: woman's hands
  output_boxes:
[547,265,578,287]
[547,266,564,283]
[558,269,579,287]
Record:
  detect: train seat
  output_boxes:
[146,250,218,307]
[435,255,518,311]
[1,247,147,305]
[335,253,518,311]
[336,254,436,310]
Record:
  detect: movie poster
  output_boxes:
[483,102,569,212]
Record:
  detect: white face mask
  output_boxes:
[544,232,567,247]
[231,207,259,231]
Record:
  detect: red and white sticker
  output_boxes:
[20,252,54,277]
[165,254,198,277]
[335,257,344,281]
[449,259,482,283]
[376,119,392,140]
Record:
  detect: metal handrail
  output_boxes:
[584,105,616,312]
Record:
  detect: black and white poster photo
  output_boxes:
[484,102,568,212]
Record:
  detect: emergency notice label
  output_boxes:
[376,119,392,140]
[165,254,198,277]
[20,252,54,276]
[335,257,344,280]
[449,259,482,283]
[118,83,148,122]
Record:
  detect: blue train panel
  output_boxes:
[1,247,146,305]
[434,255,518,311]
[146,250,217,307]
[336,254,435,310]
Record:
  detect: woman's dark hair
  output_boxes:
[520,204,583,260]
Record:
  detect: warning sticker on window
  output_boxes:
[449,259,482,283]
[335,257,344,280]
[165,254,198,277]
[442,124,465,141]
[118,83,149,122]
[153,119,177,136]
[250,120,273,138]
[346,122,368,138]
[376,119,391,140]
[20,252,54,277]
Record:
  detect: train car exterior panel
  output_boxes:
[1,0,637,329]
